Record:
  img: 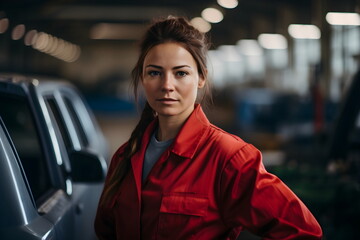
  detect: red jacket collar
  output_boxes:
[171,104,210,158]
[142,104,210,159]
[130,104,210,201]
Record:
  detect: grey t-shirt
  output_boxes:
[142,130,173,181]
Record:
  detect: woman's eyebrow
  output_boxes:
[173,65,191,69]
[145,64,162,69]
[145,64,192,69]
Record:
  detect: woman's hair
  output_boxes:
[100,16,212,205]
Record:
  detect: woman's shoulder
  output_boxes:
[207,124,247,146]
[203,124,263,175]
[205,124,259,159]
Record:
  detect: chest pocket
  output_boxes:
[157,193,208,240]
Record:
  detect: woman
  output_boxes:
[95,16,322,240]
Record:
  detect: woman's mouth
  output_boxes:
[157,98,178,104]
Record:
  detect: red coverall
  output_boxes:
[95,104,322,240]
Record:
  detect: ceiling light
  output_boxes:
[32,32,50,51]
[288,24,321,39]
[24,29,38,46]
[258,33,288,49]
[0,18,9,33]
[218,45,242,62]
[190,17,211,33]
[201,8,224,23]
[32,32,81,62]
[326,12,360,26]
[217,0,238,9]
[237,39,263,56]
[11,24,26,40]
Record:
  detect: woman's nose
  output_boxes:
[161,73,175,92]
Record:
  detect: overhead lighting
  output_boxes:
[218,45,242,62]
[90,23,146,40]
[326,12,360,26]
[217,0,238,9]
[24,29,38,46]
[201,8,224,23]
[237,39,263,56]
[11,24,26,40]
[190,17,211,33]
[0,18,9,33]
[288,24,321,39]
[258,33,288,49]
[32,32,81,62]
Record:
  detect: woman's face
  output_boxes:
[141,42,205,121]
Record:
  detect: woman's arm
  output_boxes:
[218,144,322,239]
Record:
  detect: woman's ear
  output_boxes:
[198,73,206,89]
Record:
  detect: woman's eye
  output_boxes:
[176,71,188,77]
[148,71,161,77]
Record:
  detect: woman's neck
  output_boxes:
[156,105,196,141]
[156,116,183,141]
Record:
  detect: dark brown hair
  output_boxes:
[100,16,212,205]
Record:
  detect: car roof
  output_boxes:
[0,73,75,91]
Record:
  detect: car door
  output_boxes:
[39,85,105,240]
[59,87,109,161]
[0,92,75,239]
[58,88,107,240]
[0,117,56,240]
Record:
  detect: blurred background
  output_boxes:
[1,0,360,239]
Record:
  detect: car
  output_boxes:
[0,75,109,240]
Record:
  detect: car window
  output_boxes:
[0,95,52,204]
[63,96,89,148]
[45,97,72,149]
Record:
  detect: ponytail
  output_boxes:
[100,102,155,206]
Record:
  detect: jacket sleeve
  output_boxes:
[94,143,127,240]
[218,144,323,239]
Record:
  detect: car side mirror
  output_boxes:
[68,149,107,183]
